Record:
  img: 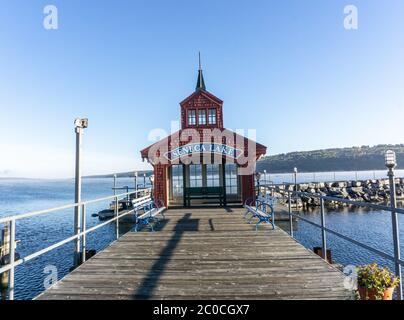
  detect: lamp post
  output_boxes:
[149,175,155,199]
[255,172,261,198]
[385,150,402,300]
[143,173,146,188]
[134,172,138,198]
[263,170,267,185]
[294,167,298,211]
[73,118,88,268]
[113,174,117,196]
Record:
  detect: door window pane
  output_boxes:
[171,165,183,197]
[207,164,220,187]
[189,165,203,187]
[225,164,238,195]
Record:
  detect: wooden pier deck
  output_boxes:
[37,207,352,300]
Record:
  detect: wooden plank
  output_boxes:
[36,207,352,300]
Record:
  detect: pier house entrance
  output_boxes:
[140,59,267,208]
[168,163,241,206]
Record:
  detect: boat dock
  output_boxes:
[36,207,351,300]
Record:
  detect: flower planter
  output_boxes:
[356,263,399,300]
[358,286,395,300]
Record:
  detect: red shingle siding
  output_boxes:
[180,91,223,129]
[241,174,255,204]
[153,164,168,207]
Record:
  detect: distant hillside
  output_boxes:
[256,144,404,173]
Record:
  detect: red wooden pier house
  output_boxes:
[140,63,267,207]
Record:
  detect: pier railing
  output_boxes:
[260,184,404,300]
[0,188,152,300]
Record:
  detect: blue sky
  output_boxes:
[0,0,404,178]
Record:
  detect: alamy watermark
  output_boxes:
[43,5,58,30]
[43,265,58,289]
[344,5,358,30]
[343,265,358,290]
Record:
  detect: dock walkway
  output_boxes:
[37,207,352,300]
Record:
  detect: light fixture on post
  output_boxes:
[293,167,298,190]
[385,150,397,170]
[385,150,402,300]
[263,170,267,185]
[143,173,147,188]
[73,118,88,268]
[149,174,155,185]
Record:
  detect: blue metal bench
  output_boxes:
[132,199,166,232]
[243,197,275,231]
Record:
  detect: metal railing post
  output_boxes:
[288,191,293,237]
[134,174,138,199]
[115,196,119,239]
[8,220,15,300]
[320,198,327,261]
[73,203,81,268]
[81,204,86,264]
[388,169,402,300]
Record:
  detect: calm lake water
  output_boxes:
[0,172,403,300]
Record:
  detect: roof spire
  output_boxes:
[196,52,206,91]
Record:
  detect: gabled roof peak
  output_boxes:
[179,88,223,107]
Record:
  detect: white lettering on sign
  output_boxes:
[164,143,243,161]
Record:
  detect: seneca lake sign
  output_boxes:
[164,143,243,161]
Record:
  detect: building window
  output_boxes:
[171,165,183,197]
[225,164,238,195]
[189,164,203,187]
[206,164,220,187]
[208,108,216,125]
[198,109,206,125]
[188,109,196,125]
